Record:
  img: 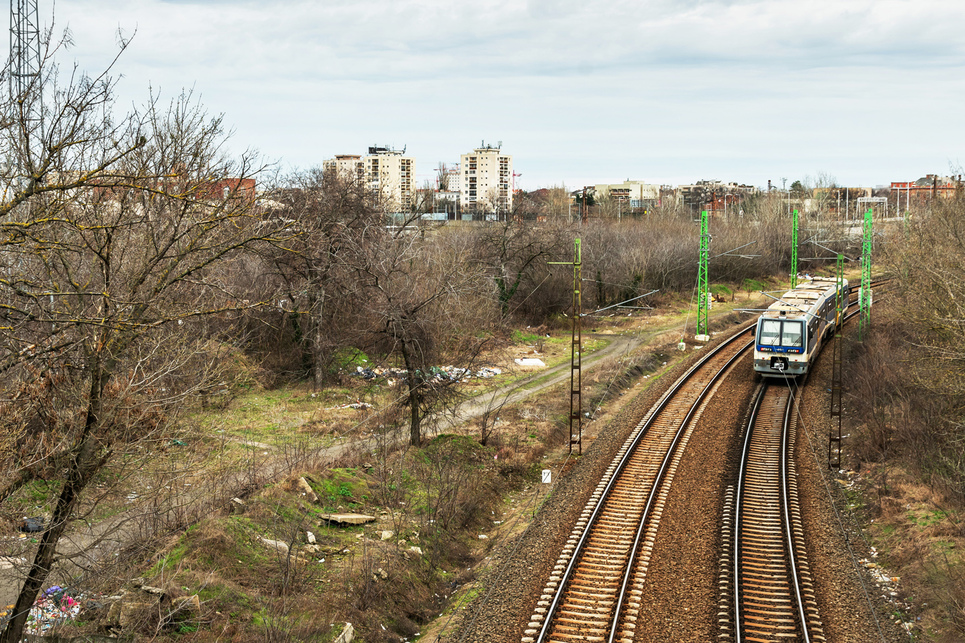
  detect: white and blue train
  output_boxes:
[753,277,850,378]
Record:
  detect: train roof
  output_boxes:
[762,278,844,319]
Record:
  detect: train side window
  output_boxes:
[759,320,781,344]
[782,321,803,347]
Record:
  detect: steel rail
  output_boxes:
[781,382,811,642]
[733,384,767,639]
[607,333,752,643]
[532,324,755,643]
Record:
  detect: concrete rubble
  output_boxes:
[353,365,502,381]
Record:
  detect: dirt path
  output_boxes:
[437,332,643,432]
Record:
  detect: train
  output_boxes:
[753,276,850,378]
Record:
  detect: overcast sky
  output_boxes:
[48,0,965,190]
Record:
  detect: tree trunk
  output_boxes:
[398,337,422,446]
[310,283,326,389]
[0,441,96,643]
[1,359,107,643]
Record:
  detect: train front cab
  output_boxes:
[753,314,808,378]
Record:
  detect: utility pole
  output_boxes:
[9,0,43,137]
[828,253,845,469]
[581,186,589,224]
[7,0,43,200]
[549,239,583,454]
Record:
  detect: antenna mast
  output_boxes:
[9,0,43,145]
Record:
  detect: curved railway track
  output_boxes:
[719,303,869,642]
[523,280,884,643]
[523,325,755,643]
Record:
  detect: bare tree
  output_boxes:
[343,228,496,445]
[0,36,284,643]
[267,168,383,386]
[471,219,564,319]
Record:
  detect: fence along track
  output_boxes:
[524,326,754,643]
[730,382,825,642]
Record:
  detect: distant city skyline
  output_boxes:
[47,0,965,191]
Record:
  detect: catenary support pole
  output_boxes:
[791,208,799,288]
[549,239,583,454]
[697,210,710,339]
[859,208,873,340]
[829,254,844,468]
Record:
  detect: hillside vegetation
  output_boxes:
[4,31,965,643]
[845,197,965,640]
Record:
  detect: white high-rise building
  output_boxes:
[460,143,512,214]
[323,147,415,212]
[321,155,364,181]
[364,146,415,212]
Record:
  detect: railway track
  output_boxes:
[719,302,871,642]
[719,381,825,642]
[522,280,883,643]
[523,325,755,643]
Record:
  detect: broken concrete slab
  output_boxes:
[294,477,318,503]
[258,537,291,554]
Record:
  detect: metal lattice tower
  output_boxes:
[828,253,845,468]
[549,239,583,455]
[790,208,799,288]
[859,208,873,340]
[568,239,583,454]
[9,0,43,138]
[696,210,710,339]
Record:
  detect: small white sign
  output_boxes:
[542,469,552,484]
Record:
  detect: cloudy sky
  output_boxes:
[50,0,965,190]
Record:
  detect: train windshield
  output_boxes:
[758,319,804,348]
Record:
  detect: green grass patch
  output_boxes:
[741,278,768,293]
[511,329,541,344]
[148,539,192,577]
[909,509,948,528]
[309,468,370,511]
[331,346,371,371]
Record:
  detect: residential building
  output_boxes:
[677,180,757,215]
[593,180,660,209]
[891,174,960,209]
[460,143,512,214]
[364,146,415,212]
[323,147,415,212]
[321,155,363,182]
